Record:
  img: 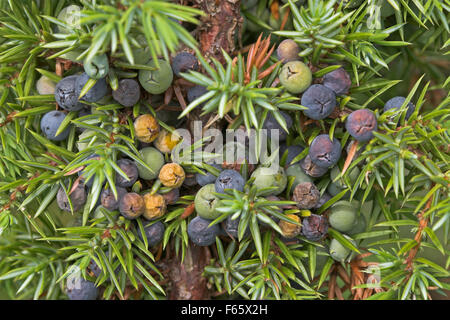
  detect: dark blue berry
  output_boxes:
[301,84,336,120]
[323,67,352,96]
[115,159,139,188]
[57,184,86,212]
[383,96,415,120]
[40,110,70,141]
[66,276,98,300]
[139,221,165,247]
[55,75,84,111]
[187,216,220,246]
[112,79,141,107]
[345,109,377,142]
[195,164,222,186]
[280,144,304,166]
[314,192,332,209]
[187,85,207,103]
[263,111,293,142]
[309,134,341,168]
[172,52,199,77]
[215,169,245,194]
[78,154,101,188]
[100,187,127,211]
[223,216,250,239]
[75,73,108,103]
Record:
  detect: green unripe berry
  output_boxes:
[57,5,82,34]
[84,54,109,80]
[286,164,313,190]
[329,200,358,233]
[279,61,312,94]
[348,215,366,235]
[329,238,352,262]
[194,184,221,220]
[135,147,165,180]
[139,59,173,94]
[250,166,287,196]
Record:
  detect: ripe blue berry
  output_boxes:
[301,84,337,120]
[215,169,245,194]
[66,276,98,300]
[140,221,165,247]
[345,109,377,142]
[323,67,352,96]
[115,159,139,188]
[172,52,199,77]
[309,134,341,168]
[187,216,220,246]
[57,184,86,212]
[100,187,127,211]
[263,111,293,142]
[40,110,70,141]
[195,164,222,187]
[75,73,108,103]
[187,85,207,103]
[112,79,141,107]
[280,144,304,167]
[55,75,83,111]
[383,96,415,120]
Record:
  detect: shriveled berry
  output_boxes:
[134,114,160,143]
[383,96,415,120]
[55,75,83,111]
[279,61,312,94]
[41,110,71,141]
[323,67,352,96]
[309,134,341,168]
[263,111,293,142]
[139,59,173,94]
[187,85,207,103]
[279,214,301,238]
[194,184,221,220]
[292,182,320,209]
[66,276,98,300]
[301,214,328,241]
[250,166,287,196]
[300,154,328,178]
[112,79,141,107]
[187,216,220,246]
[84,54,109,80]
[286,164,313,189]
[100,187,127,211]
[139,221,165,247]
[301,84,336,120]
[215,169,245,194]
[115,159,139,188]
[143,193,166,220]
[119,192,144,220]
[57,185,86,212]
[172,52,199,77]
[195,164,222,187]
[345,109,377,142]
[36,76,56,95]
[159,163,185,188]
[136,147,165,180]
[75,73,108,103]
[154,128,181,153]
[161,188,180,205]
[277,39,300,63]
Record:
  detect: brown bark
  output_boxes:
[168,244,212,300]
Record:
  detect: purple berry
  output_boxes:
[187,216,220,246]
[345,109,377,142]
[115,159,139,188]
[323,67,352,96]
[301,214,328,241]
[112,79,141,107]
[100,187,127,211]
